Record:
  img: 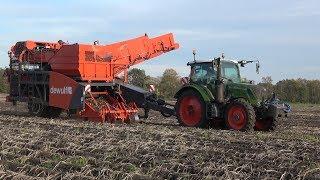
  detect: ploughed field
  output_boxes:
[0,95,319,179]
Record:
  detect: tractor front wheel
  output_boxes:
[225,99,255,131]
[176,90,208,128]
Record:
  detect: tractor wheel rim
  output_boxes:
[179,95,202,126]
[228,105,247,130]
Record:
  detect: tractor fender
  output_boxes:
[174,84,214,103]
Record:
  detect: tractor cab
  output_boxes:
[188,60,242,84]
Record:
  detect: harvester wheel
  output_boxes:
[176,90,208,128]
[255,117,277,131]
[28,102,62,118]
[43,106,63,118]
[28,102,45,117]
[225,99,255,131]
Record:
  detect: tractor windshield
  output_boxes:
[221,61,241,83]
[190,63,216,83]
[189,61,241,84]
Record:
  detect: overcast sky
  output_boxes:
[0,0,319,82]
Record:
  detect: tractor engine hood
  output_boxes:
[225,83,268,106]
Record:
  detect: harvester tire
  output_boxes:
[28,102,45,117]
[28,102,62,118]
[225,99,255,131]
[176,90,208,128]
[42,106,62,118]
[255,117,277,131]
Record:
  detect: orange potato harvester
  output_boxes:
[6,33,179,122]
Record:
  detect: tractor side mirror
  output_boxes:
[256,61,260,74]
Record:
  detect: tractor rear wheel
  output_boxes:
[255,117,277,131]
[225,99,255,131]
[176,90,208,128]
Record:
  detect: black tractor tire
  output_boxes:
[255,117,278,131]
[225,99,255,131]
[176,90,208,128]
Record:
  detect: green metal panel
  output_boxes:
[225,83,259,106]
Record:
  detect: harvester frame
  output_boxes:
[6,33,179,123]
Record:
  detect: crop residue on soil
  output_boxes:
[0,97,319,179]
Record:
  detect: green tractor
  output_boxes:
[174,53,290,131]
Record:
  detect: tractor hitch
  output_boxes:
[263,93,291,118]
[140,97,176,119]
[119,83,176,119]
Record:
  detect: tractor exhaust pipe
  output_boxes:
[215,57,225,103]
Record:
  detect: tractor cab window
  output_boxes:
[190,63,216,83]
[221,62,241,83]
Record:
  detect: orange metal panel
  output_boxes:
[48,71,80,109]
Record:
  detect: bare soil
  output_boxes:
[0,95,319,179]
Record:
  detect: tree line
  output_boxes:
[259,76,320,104]
[128,68,181,100]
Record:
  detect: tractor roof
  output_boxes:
[187,59,238,66]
